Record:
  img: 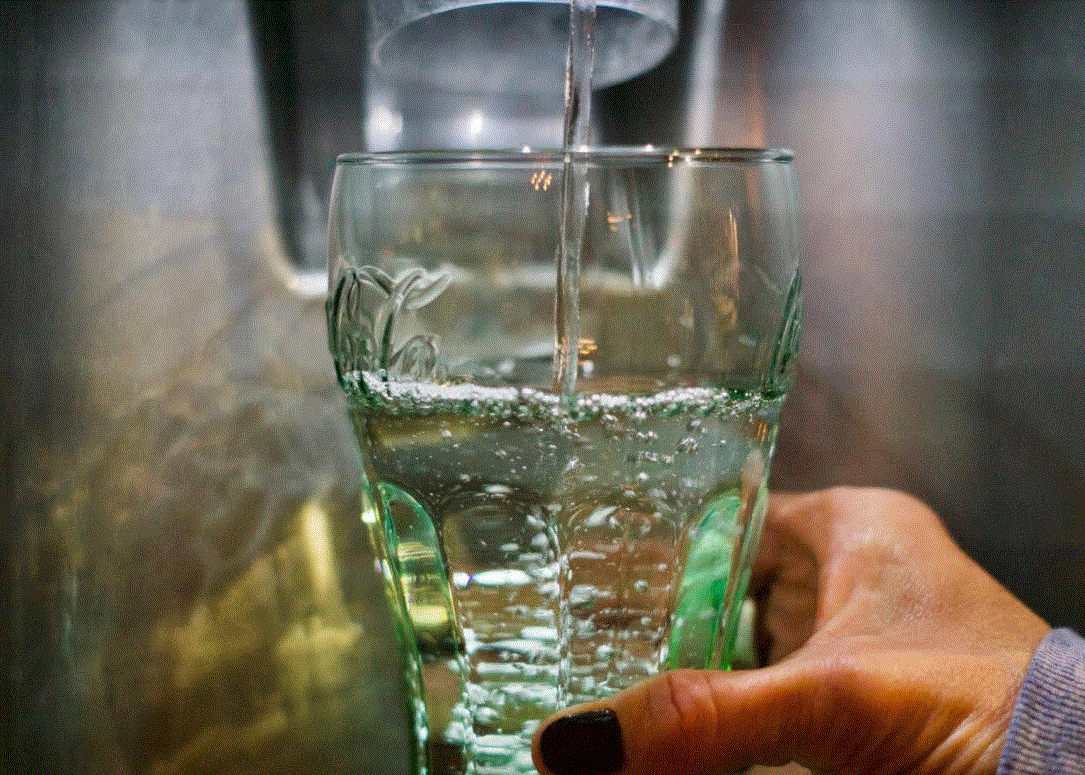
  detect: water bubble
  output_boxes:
[569,584,596,607]
[529,564,555,582]
[570,549,607,562]
[584,505,617,528]
[677,437,699,454]
[473,569,531,587]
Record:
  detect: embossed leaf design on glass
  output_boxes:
[327,266,450,389]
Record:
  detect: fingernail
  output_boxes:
[539,708,625,775]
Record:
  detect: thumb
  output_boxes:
[532,664,822,775]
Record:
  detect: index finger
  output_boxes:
[747,490,814,594]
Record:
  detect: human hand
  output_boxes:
[532,487,1050,775]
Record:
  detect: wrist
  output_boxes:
[997,629,1085,775]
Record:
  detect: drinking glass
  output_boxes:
[326,147,801,775]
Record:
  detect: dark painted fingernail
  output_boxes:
[539,708,625,775]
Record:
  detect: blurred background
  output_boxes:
[2,0,1083,772]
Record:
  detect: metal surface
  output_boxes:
[2,0,1083,771]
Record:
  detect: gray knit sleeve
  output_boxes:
[997,628,1085,775]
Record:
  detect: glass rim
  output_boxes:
[336,146,793,167]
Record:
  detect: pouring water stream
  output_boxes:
[553,0,597,400]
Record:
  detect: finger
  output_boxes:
[747,493,821,664]
[748,490,820,593]
[763,487,955,567]
[748,491,800,588]
[761,489,841,561]
[532,662,827,775]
